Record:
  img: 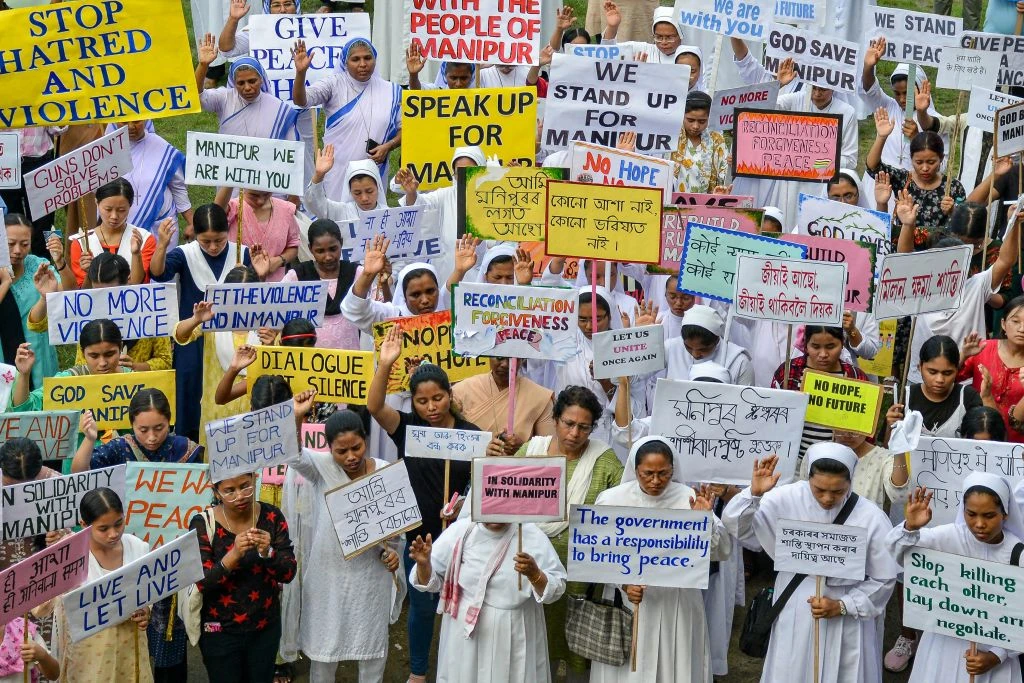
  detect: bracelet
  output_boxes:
[892,462,907,470]
[55,261,67,270]
[1010,402,1024,432]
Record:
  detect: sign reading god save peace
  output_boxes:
[409,0,542,66]
[472,456,567,523]
[873,246,972,320]
[43,370,176,430]
[733,255,846,326]
[801,371,883,436]
[591,325,665,380]
[186,132,305,196]
[732,109,841,182]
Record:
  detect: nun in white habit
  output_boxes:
[590,436,728,682]
[723,443,900,683]
[304,157,389,222]
[888,475,1024,683]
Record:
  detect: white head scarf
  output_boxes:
[687,362,731,383]
[956,472,1024,541]
[339,159,388,209]
[806,442,859,478]
[672,44,706,91]
[762,206,786,228]
[622,435,686,484]
[578,285,624,333]
[393,262,440,315]
[681,304,724,338]
[651,6,679,35]
[828,168,874,210]
[453,146,486,167]
[475,243,518,283]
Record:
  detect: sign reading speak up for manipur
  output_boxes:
[341,205,442,265]
[801,370,882,436]
[873,246,972,321]
[125,462,211,548]
[709,82,780,133]
[795,193,892,277]
[0,410,79,460]
[459,166,565,242]
[47,282,178,346]
[206,400,297,483]
[0,0,200,128]
[996,101,1024,158]
[545,181,662,264]
[249,346,374,404]
[2,465,125,540]
[659,206,764,273]
[866,6,962,67]
[568,142,674,203]
[0,528,90,628]
[452,283,580,361]
[591,325,665,380]
[472,456,567,523]
[782,234,876,313]
[734,255,846,326]
[409,0,542,66]
[44,370,176,430]
[186,132,305,196]
[764,23,859,93]
[568,505,713,589]
[402,87,536,191]
[774,519,868,581]
[732,109,841,182]
[372,311,488,394]
[202,281,329,332]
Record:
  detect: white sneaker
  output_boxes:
[883,635,917,672]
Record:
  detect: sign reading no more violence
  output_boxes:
[472,456,567,523]
[46,282,178,346]
[801,370,882,436]
[709,82,780,132]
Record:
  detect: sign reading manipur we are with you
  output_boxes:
[186,132,305,196]
[732,109,841,182]
[372,311,488,394]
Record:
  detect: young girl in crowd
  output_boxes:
[69,179,157,286]
[960,296,1024,442]
[216,187,299,281]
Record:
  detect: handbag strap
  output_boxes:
[1012,542,1024,566]
[584,582,624,609]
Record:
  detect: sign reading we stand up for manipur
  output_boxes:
[409,0,542,65]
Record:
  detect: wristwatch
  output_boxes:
[838,600,847,617]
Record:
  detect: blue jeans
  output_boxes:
[403,542,440,677]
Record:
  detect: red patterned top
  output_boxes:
[957,339,1024,443]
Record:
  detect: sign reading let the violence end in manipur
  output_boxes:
[781,234,876,313]
[0,410,79,460]
[801,370,882,436]
[709,81,780,133]
[659,207,764,274]
[325,460,421,559]
[402,87,536,191]
[866,6,961,67]
[996,100,1024,158]
[764,23,859,93]
[568,142,674,203]
[459,166,565,242]
[734,255,846,326]
[545,181,662,264]
[0,0,200,128]
[202,281,329,332]
[568,505,713,588]
[774,519,868,581]
[46,282,178,346]
[44,370,175,430]
[205,400,297,483]
[2,466,125,540]
[124,462,212,548]
[372,311,488,394]
[249,346,374,404]
[472,456,566,523]
[675,0,775,40]
[732,109,841,182]
[0,528,90,628]
[591,325,665,380]
[186,132,305,196]
[795,193,892,277]
[409,0,541,65]
[452,283,580,361]
[873,246,972,320]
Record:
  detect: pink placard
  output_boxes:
[479,464,563,517]
[782,234,876,313]
[671,193,755,208]
[302,423,328,452]
[0,527,90,626]
[658,206,764,272]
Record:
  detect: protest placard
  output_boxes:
[566,43,633,61]
[403,87,536,190]
[472,456,566,523]
[452,283,580,361]
[801,370,882,436]
[46,282,178,346]
[0,362,15,411]
[709,82,780,132]
[25,127,131,219]
[568,504,713,588]
[409,0,541,66]
[2,465,125,540]
[124,462,211,548]
[678,222,807,303]
[63,531,203,643]
[764,24,858,93]
[43,370,175,430]
[734,255,846,325]
[340,205,442,265]
[967,87,1023,132]
[371,311,488,394]
[186,132,305,195]
[858,318,897,378]
[0,0,200,128]
[782,234,876,313]
[325,460,422,559]
[675,0,775,40]
[405,426,492,462]
[0,410,79,460]
[248,13,371,100]
[873,246,972,320]
[775,519,868,581]
[903,546,1024,652]
[774,0,825,25]
[0,133,20,190]
[866,7,961,67]
[650,378,808,484]
[249,346,374,404]
[937,48,1001,91]
[732,109,841,182]
[459,166,564,242]
[996,101,1024,158]
[202,281,328,332]
[568,142,674,202]
[545,181,662,264]
[796,193,892,276]
[301,423,328,452]
[671,193,755,208]
[543,54,688,155]
[591,325,665,380]
[0,528,89,627]
[206,400,297,482]
[961,31,1024,89]
[660,207,764,273]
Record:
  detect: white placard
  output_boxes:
[568,504,713,589]
[410,0,542,66]
[675,0,775,41]
[591,325,665,380]
[325,460,422,559]
[404,426,492,462]
[650,378,808,485]
[775,518,868,581]
[796,193,892,276]
[1,465,125,540]
[996,101,1024,159]
[873,246,972,320]
[471,456,567,523]
[774,0,825,26]
[206,400,298,482]
[566,43,633,61]
[340,206,443,266]
[202,281,329,331]
[46,282,179,346]
[865,7,961,67]
[734,255,845,325]
[764,23,859,93]
[936,47,1001,91]
[967,87,1023,132]
[961,31,1024,89]
[569,142,674,203]
[0,132,20,190]
[709,81,779,132]
[24,127,131,220]
[186,132,305,195]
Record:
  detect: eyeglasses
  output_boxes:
[651,34,678,44]
[269,0,295,8]
[637,469,673,481]
[559,418,594,434]
[220,485,255,502]
[829,192,858,203]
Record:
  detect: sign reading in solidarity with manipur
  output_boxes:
[734,255,846,326]
[325,460,422,559]
[873,246,972,320]
[372,311,488,394]
[0,410,80,460]
[781,234,876,313]
[801,371,883,436]
[2,466,126,540]
[206,400,298,483]
[659,207,764,273]
[409,0,542,65]
[0,0,200,128]
[732,109,841,182]
[201,281,329,332]
[340,205,442,265]
[249,346,374,404]
[795,193,892,276]
[186,132,306,196]
[0,529,90,628]
[459,166,564,242]
[44,370,176,430]
[46,282,178,346]
[472,456,566,523]
[124,462,212,548]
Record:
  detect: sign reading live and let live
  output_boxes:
[801,370,883,436]
[249,346,374,405]
[709,82,779,133]
[775,518,868,580]
[2,465,126,540]
[459,166,564,243]
[472,456,566,523]
[732,109,841,182]
[568,142,674,203]
[0,410,80,460]
[0,132,21,190]
[201,281,329,332]
[405,426,492,462]
[659,207,764,273]
[409,0,542,66]
[46,282,179,346]
[0,0,201,128]
[341,205,443,266]
[996,101,1024,158]
[205,400,297,483]
[124,462,212,548]
[186,132,305,196]
[568,504,713,589]
[43,370,176,430]
[674,0,775,40]
[733,255,846,326]
[372,311,488,394]
[865,6,962,67]
[764,23,859,93]
[795,193,892,277]
[873,246,972,320]
[591,325,666,380]
[0,528,90,628]
[781,234,876,313]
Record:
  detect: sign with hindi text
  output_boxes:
[781,234,876,313]
[592,325,665,380]
[961,31,1024,89]
[709,82,780,132]
[732,109,841,182]
[801,371,882,436]
[2,466,125,540]
[0,528,90,627]
[405,426,491,462]
[206,401,297,482]
[0,410,79,460]
[775,518,868,580]
[325,460,422,559]
[734,255,845,325]
[186,132,305,195]
[472,456,566,523]
[249,346,374,404]
[46,282,178,346]
[43,370,175,430]
[937,48,1000,91]
[873,246,972,320]
[202,281,328,332]
[866,7,961,67]
[372,311,488,394]
[459,166,564,242]
[409,0,542,66]
[764,24,859,93]
[124,462,211,548]
[796,193,891,276]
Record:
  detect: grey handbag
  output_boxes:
[564,583,633,666]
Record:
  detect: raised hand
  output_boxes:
[408,534,433,565]
[231,344,258,370]
[903,486,932,531]
[14,343,35,376]
[130,229,144,255]
[453,235,480,275]
[616,131,636,152]
[292,40,311,73]
[915,80,931,113]
[633,300,659,327]
[864,38,885,68]
[32,263,58,296]
[603,1,620,28]
[556,5,575,30]
[293,388,318,418]
[874,107,894,138]
[46,233,64,265]
[198,33,219,66]
[380,324,403,366]
[777,58,797,86]
[250,244,272,278]
[750,455,780,496]
[406,43,425,76]
[363,234,390,277]
[257,327,277,345]
[690,483,716,511]
[394,166,419,195]
[962,331,983,359]
[157,218,177,247]
[80,409,99,442]
[314,144,335,180]
[229,0,250,20]
[874,170,893,207]
[894,187,920,227]
[192,300,215,323]
[979,365,993,403]
[539,44,555,67]
[514,247,534,285]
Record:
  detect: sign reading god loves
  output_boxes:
[205,400,297,483]
[801,370,882,436]
[472,456,566,523]
[795,193,892,276]
[249,346,374,404]
[775,519,868,581]
[0,410,80,460]
[372,311,488,394]
[732,109,841,182]
[591,325,665,380]
[186,132,305,196]
[459,166,564,242]
[124,462,211,548]
[202,281,329,331]
[44,370,175,430]
[409,0,542,65]
[47,282,178,345]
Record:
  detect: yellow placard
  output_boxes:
[401,87,537,191]
[43,370,176,430]
[545,180,663,264]
[248,346,374,405]
[857,318,897,378]
[372,311,489,394]
[0,0,200,128]
[800,370,882,436]
[462,166,566,242]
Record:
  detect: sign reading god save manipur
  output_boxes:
[0,528,90,628]
[568,505,713,588]
[732,109,841,182]
[937,48,1001,91]
[0,133,20,190]
[2,466,126,540]
[764,24,859,93]
[903,547,1024,652]
[675,0,775,40]
[866,7,962,67]
[372,311,488,394]
[568,142,674,203]
[124,462,212,548]
[186,132,305,196]
[996,101,1024,158]
[205,400,297,483]
[405,426,492,462]
[659,207,765,273]
[249,346,374,404]
[734,255,846,326]
[402,87,536,190]
[781,234,876,313]
[341,205,442,265]
[650,379,809,485]
[459,166,565,242]
[545,181,662,264]
[873,246,972,320]
[452,283,580,361]
[409,0,542,66]
[63,532,204,643]
[591,325,665,380]
[0,0,200,128]
[774,519,868,581]
[795,193,892,277]
[25,127,131,219]
[709,82,780,132]
[44,370,175,430]
[801,371,883,436]
[0,410,80,460]
[967,87,1023,132]
[325,460,422,560]
[202,281,329,332]
[46,282,178,346]
[472,456,567,523]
